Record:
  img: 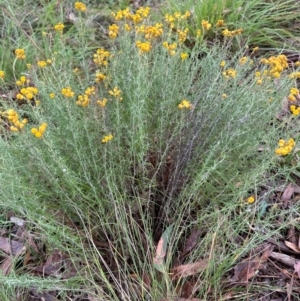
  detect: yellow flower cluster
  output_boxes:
[93,49,111,66]
[61,87,74,98]
[102,134,113,143]
[31,123,47,138]
[290,105,300,116]
[247,196,255,204]
[109,87,122,100]
[17,87,39,102]
[216,19,225,27]
[164,11,191,28]
[201,20,212,30]
[15,48,26,60]
[239,56,248,66]
[1,109,28,132]
[95,72,106,83]
[0,70,5,79]
[275,138,295,156]
[112,6,150,23]
[177,28,189,43]
[144,23,163,40]
[37,59,52,68]
[222,28,243,37]
[162,41,177,56]
[178,99,192,109]
[180,52,188,61]
[54,23,65,33]
[76,86,95,107]
[136,41,152,54]
[222,68,237,79]
[288,87,299,102]
[289,72,300,79]
[75,2,87,12]
[16,75,29,86]
[108,24,119,39]
[260,54,288,78]
[97,98,108,108]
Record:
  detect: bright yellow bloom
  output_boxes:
[93,48,111,66]
[252,46,259,52]
[0,70,5,79]
[201,20,211,30]
[136,41,152,54]
[95,72,106,83]
[144,23,163,40]
[177,28,188,43]
[15,48,26,60]
[289,72,300,79]
[85,86,95,96]
[31,123,47,138]
[49,93,55,99]
[102,134,113,143]
[97,98,108,107]
[247,196,255,204]
[61,87,74,98]
[37,60,47,68]
[162,42,177,56]
[178,99,192,109]
[220,60,226,67]
[109,87,122,100]
[290,87,299,95]
[223,68,237,79]
[290,105,300,115]
[108,24,119,39]
[256,79,263,85]
[180,52,188,61]
[275,138,295,155]
[239,56,248,66]
[222,28,243,37]
[54,23,64,33]
[216,19,224,27]
[75,2,87,12]
[76,94,90,107]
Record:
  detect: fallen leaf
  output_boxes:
[294,260,300,277]
[285,241,300,253]
[0,237,25,255]
[0,257,13,276]
[269,252,296,268]
[180,227,202,260]
[171,259,209,279]
[153,224,174,273]
[231,257,261,283]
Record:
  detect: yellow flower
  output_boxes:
[75,2,87,12]
[54,23,65,33]
[95,72,106,83]
[223,68,237,79]
[97,98,108,108]
[180,52,188,61]
[37,60,47,68]
[201,20,211,30]
[136,41,152,54]
[196,29,201,37]
[275,138,295,156]
[108,24,119,39]
[239,56,248,66]
[178,99,192,109]
[15,48,26,60]
[216,19,224,27]
[61,86,74,98]
[252,46,259,52]
[220,60,226,67]
[256,79,263,85]
[102,134,113,143]
[109,87,122,100]
[222,94,227,99]
[31,123,47,138]
[288,94,296,102]
[247,196,255,204]
[290,87,299,95]
[49,93,55,99]
[0,70,5,79]
[93,48,111,66]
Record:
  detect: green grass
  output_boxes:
[0,1,300,300]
